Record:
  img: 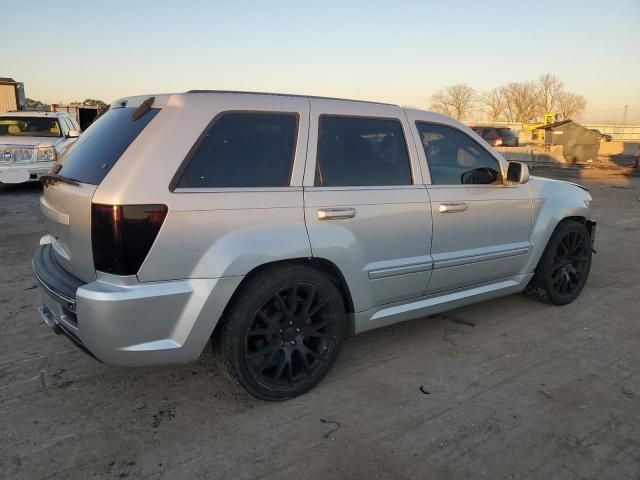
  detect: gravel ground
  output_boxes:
[1,171,639,480]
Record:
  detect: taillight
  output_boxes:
[91,204,167,275]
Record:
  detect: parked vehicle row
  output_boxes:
[33,91,595,400]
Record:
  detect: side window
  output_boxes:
[416,122,502,185]
[315,116,412,187]
[176,112,298,189]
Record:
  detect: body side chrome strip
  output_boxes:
[432,243,531,270]
[368,261,434,279]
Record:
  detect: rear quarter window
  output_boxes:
[174,112,298,189]
[57,107,159,185]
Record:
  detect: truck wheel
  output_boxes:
[215,264,346,401]
[526,220,592,305]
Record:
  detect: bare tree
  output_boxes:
[428,74,587,124]
[537,73,564,116]
[557,92,587,119]
[480,88,505,122]
[429,90,454,117]
[501,82,539,123]
[429,84,476,120]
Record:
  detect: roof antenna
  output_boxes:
[131,96,155,121]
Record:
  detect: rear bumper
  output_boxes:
[33,244,96,358]
[33,243,242,366]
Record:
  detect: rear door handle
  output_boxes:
[439,202,467,213]
[317,208,356,220]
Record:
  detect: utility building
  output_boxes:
[0,77,25,112]
[535,119,601,163]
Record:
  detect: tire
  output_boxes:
[214,264,346,401]
[526,220,592,305]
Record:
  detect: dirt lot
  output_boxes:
[1,172,639,480]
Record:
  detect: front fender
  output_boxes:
[524,176,593,273]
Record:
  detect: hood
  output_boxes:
[530,175,588,191]
[0,136,62,148]
[529,175,592,202]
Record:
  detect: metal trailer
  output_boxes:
[0,78,25,113]
[535,119,601,163]
[50,104,107,131]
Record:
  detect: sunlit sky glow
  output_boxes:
[4,0,639,122]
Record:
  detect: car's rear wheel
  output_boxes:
[215,264,346,401]
[526,220,592,305]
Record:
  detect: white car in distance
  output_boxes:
[0,111,80,184]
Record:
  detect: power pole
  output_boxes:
[622,104,628,124]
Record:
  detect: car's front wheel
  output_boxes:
[215,264,346,401]
[526,220,593,305]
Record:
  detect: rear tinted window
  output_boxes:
[57,107,159,185]
[315,116,412,187]
[175,112,297,189]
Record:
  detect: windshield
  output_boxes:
[0,117,62,138]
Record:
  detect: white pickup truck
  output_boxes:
[0,111,80,184]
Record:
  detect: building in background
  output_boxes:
[0,78,25,112]
[535,120,601,163]
[50,103,108,131]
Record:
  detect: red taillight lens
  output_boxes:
[91,203,167,275]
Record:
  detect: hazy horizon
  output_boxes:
[4,0,639,122]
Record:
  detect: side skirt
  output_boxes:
[354,273,534,334]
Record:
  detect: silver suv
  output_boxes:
[33,91,595,400]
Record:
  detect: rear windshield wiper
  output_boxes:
[40,173,79,187]
[131,96,155,121]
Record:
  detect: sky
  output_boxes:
[3,0,640,122]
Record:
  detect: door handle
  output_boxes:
[317,208,356,220]
[439,202,467,213]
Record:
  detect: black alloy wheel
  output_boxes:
[245,283,340,391]
[526,220,592,305]
[216,265,346,400]
[549,229,591,299]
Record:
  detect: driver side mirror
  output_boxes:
[461,167,499,185]
[67,130,80,138]
[506,161,529,184]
